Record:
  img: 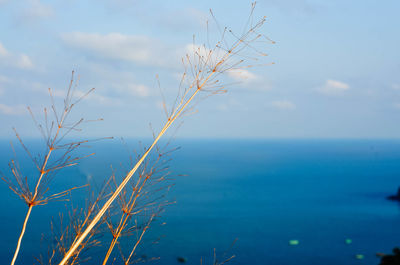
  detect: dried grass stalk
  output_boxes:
[58,4,272,265]
[2,72,106,265]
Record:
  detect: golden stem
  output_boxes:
[58,75,205,265]
[11,205,33,265]
[102,176,149,265]
[10,146,54,265]
[124,215,154,265]
[102,237,118,265]
[58,25,251,262]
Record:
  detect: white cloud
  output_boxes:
[226,69,271,91]
[0,41,34,70]
[184,43,225,67]
[317,79,350,96]
[0,43,9,57]
[392,84,400,91]
[185,43,211,57]
[0,104,26,115]
[271,100,296,110]
[16,54,34,69]
[109,82,151,98]
[195,60,273,93]
[62,32,175,67]
[22,0,54,20]
[227,69,258,82]
[125,84,150,97]
[0,75,12,84]
[85,63,154,99]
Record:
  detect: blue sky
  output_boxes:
[0,0,399,139]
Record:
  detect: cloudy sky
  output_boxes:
[0,0,399,139]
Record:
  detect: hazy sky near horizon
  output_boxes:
[0,0,399,139]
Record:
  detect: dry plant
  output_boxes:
[3,3,272,265]
[1,72,106,265]
[101,142,176,265]
[34,140,176,265]
[198,239,237,265]
[57,4,272,262]
[36,184,109,265]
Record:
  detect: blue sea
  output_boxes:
[1,139,400,265]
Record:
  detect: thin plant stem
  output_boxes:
[10,122,64,265]
[11,205,33,265]
[102,174,150,265]
[59,75,205,265]
[10,145,54,265]
[124,214,154,265]
[7,72,100,265]
[58,10,268,264]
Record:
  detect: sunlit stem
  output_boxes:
[10,205,33,265]
[102,176,150,265]
[58,70,212,265]
[124,215,154,265]
[11,122,61,265]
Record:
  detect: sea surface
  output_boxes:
[0,139,400,265]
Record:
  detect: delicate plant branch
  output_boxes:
[11,205,33,265]
[102,143,173,265]
[3,71,103,265]
[124,214,155,265]
[37,179,113,265]
[4,4,272,264]
[58,7,271,264]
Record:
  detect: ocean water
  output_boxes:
[0,139,400,265]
